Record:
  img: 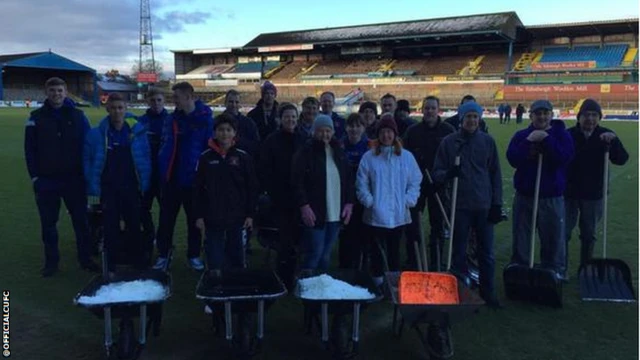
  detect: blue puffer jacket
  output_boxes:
[158,100,214,187]
[83,115,151,196]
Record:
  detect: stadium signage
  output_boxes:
[504,84,638,95]
[258,44,313,53]
[531,61,596,70]
[136,72,158,83]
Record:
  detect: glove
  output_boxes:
[529,142,544,157]
[487,205,503,224]
[446,165,462,180]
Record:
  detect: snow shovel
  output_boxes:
[579,146,636,302]
[503,153,562,308]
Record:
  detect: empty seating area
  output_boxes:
[392,55,474,75]
[539,44,628,67]
[3,87,44,101]
[270,61,315,80]
[307,59,388,77]
[476,53,520,74]
[231,62,263,73]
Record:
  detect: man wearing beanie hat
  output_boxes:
[403,96,455,271]
[506,99,574,281]
[394,99,416,137]
[247,81,279,141]
[564,99,628,278]
[444,94,488,132]
[433,101,503,308]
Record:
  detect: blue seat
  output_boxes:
[539,44,628,68]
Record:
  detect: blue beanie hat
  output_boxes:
[313,114,334,132]
[458,102,483,120]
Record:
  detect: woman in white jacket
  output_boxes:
[356,114,423,285]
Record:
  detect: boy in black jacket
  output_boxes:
[194,113,258,270]
[564,99,628,276]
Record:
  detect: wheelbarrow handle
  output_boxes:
[529,153,543,269]
[602,147,610,259]
[446,156,461,272]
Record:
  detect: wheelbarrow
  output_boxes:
[195,268,287,359]
[73,268,172,360]
[293,269,383,360]
[384,272,484,359]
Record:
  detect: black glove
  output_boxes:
[446,165,462,180]
[529,142,544,157]
[487,205,503,224]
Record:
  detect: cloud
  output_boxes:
[0,0,229,73]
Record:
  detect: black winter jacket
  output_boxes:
[291,139,355,226]
[565,125,629,200]
[247,99,279,141]
[403,118,456,210]
[259,130,306,211]
[193,144,258,228]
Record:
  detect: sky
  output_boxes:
[1,0,637,76]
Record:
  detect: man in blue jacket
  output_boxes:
[83,93,151,272]
[153,82,214,271]
[565,99,628,276]
[137,88,171,259]
[506,100,574,280]
[24,77,100,277]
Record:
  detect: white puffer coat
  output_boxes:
[356,146,423,228]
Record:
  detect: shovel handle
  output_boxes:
[424,168,451,229]
[446,156,461,271]
[602,148,609,259]
[529,153,543,269]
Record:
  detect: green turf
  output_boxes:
[1,107,637,360]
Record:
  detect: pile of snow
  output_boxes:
[298,274,376,300]
[77,280,167,305]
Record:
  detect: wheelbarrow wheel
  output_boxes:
[331,314,351,359]
[117,317,136,360]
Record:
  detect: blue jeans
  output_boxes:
[34,177,90,267]
[301,222,341,270]
[451,209,495,295]
[204,225,245,270]
[511,194,566,272]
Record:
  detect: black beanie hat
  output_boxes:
[396,99,411,113]
[577,98,602,120]
[358,101,378,115]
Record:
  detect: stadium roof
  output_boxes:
[526,18,639,39]
[0,51,95,72]
[243,12,523,49]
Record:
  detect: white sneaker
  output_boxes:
[152,257,168,270]
[188,257,205,271]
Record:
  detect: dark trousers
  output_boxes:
[451,209,495,296]
[371,226,403,277]
[204,224,245,270]
[505,113,511,124]
[275,208,301,288]
[499,113,504,124]
[101,187,144,272]
[338,204,370,269]
[34,178,90,268]
[405,193,446,271]
[140,175,160,244]
[155,183,201,258]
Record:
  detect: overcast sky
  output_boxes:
[1,0,637,75]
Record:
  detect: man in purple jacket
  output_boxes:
[506,100,574,280]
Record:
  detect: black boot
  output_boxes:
[580,242,595,268]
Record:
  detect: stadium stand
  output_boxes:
[172,14,638,112]
[539,44,628,67]
[0,51,98,105]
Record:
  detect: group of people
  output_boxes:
[25,77,628,307]
[24,76,629,358]
[498,102,527,124]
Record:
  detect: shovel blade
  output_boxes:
[579,259,636,302]
[503,263,563,308]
